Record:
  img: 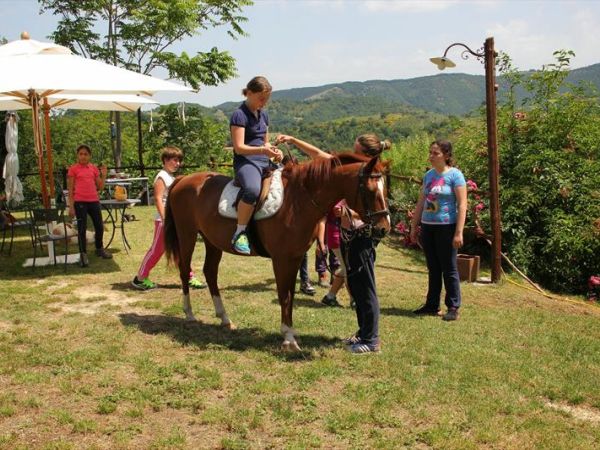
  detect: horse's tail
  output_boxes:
[164,176,184,267]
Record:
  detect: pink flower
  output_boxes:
[475,202,485,212]
[395,222,407,234]
[466,179,478,191]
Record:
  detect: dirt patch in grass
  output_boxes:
[50,285,152,316]
[545,400,600,423]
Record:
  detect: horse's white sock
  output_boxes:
[235,224,247,235]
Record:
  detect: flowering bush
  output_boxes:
[587,275,600,302]
[393,211,420,249]
[465,179,487,238]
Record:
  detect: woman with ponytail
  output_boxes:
[275,133,391,354]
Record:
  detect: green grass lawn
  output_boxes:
[0,206,599,449]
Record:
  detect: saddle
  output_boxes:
[218,168,284,220]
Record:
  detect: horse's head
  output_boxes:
[345,155,391,240]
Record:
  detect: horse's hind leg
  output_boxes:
[203,239,235,330]
[178,231,197,321]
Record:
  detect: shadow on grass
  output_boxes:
[220,278,277,293]
[379,307,420,318]
[119,312,340,359]
[0,248,124,280]
[376,263,428,275]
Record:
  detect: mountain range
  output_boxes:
[208,63,600,123]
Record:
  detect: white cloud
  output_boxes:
[363,0,459,13]
[486,11,600,71]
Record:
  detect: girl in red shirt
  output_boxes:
[67,144,112,267]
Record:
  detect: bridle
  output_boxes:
[356,162,389,226]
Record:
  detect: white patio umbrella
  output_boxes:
[3,111,24,204]
[0,34,189,208]
[0,93,158,112]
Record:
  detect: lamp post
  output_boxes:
[430,37,502,283]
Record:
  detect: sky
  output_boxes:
[1,0,599,106]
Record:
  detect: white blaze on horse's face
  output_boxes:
[377,177,391,231]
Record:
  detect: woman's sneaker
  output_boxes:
[79,253,89,268]
[300,281,316,296]
[189,277,206,289]
[413,304,442,316]
[347,340,381,354]
[231,231,251,255]
[132,276,157,290]
[96,248,113,259]
[342,332,360,346]
[442,308,460,321]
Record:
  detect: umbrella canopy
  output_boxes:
[0,93,158,112]
[3,112,24,204]
[0,35,189,208]
[0,38,71,57]
[0,39,188,97]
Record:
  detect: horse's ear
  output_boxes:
[365,155,380,173]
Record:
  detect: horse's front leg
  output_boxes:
[204,240,235,330]
[273,256,303,352]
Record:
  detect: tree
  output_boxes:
[40,0,252,167]
[453,51,600,293]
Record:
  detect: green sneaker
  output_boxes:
[132,276,157,290]
[232,231,251,255]
[189,277,206,289]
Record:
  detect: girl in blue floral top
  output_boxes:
[410,140,467,321]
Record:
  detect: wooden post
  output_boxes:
[137,108,145,177]
[484,37,502,283]
[42,97,56,200]
[29,90,50,209]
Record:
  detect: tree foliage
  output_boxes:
[38,0,251,167]
[144,103,230,172]
[453,51,600,293]
[39,0,250,89]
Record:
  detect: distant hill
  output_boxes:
[210,62,600,119]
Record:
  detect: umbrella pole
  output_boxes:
[29,90,50,209]
[43,98,56,202]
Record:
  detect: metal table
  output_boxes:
[100,199,141,253]
[105,177,150,205]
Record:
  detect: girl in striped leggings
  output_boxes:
[131,147,204,290]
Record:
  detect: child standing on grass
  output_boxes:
[132,146,205,290]
[67,144,113,267]
[320,200,352,308]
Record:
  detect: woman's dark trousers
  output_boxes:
[342,235,379,345]
[420,223,461,310]
[74,201,104,254]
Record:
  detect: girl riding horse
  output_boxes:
[229,76,283,255]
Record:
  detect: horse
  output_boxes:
[164,152,391,351]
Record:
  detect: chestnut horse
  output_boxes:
[164,153,390,351]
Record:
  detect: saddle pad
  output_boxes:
[218,169,284,220]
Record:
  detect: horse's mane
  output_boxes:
[282,151,374,187]
[279,152,386,226]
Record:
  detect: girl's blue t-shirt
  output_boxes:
[230,102,270,166]
[420,167,466,225]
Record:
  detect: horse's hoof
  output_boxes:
[184,313,197,322]
[281,341,301,352]
[222,322,237,330]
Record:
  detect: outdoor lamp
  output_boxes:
[430,38,502,283]
[429,56,456,70]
